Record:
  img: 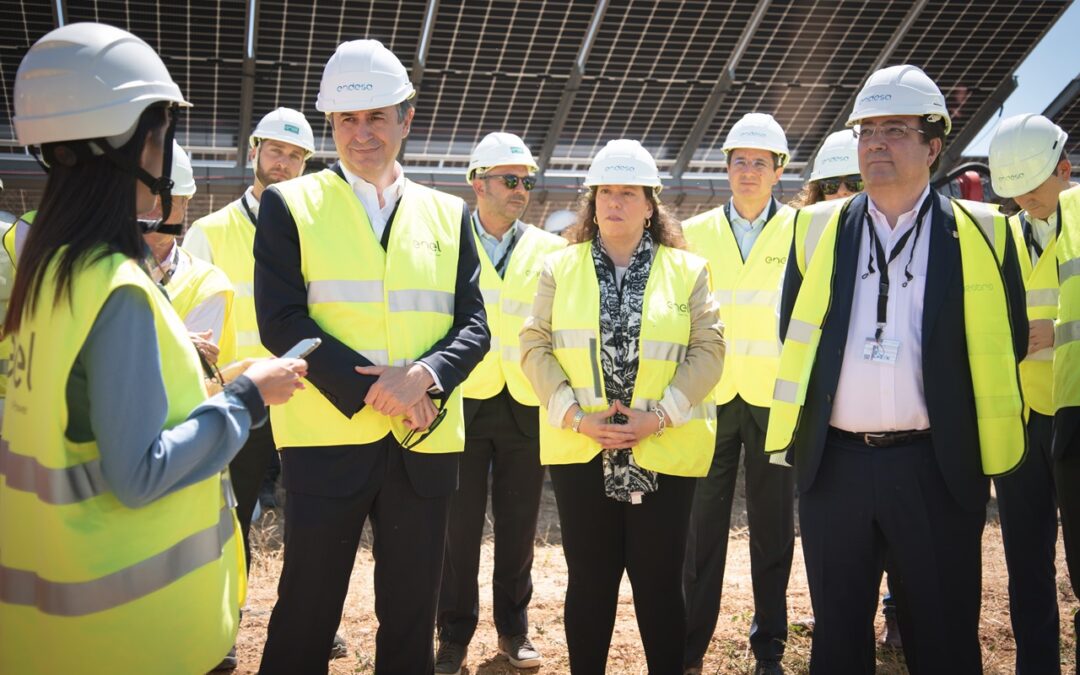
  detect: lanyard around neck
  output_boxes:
[474,213,519,277]
[863,195,933,342]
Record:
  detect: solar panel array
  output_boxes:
[1047,77,1080,160]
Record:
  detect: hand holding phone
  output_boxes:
[282,337,322,360]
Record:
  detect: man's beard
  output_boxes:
[255,162,290,188]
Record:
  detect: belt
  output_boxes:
[828,427,932,448]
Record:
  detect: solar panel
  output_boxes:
[1046,76,1080,162]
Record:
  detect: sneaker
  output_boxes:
[879,614,903,649]
[210,646,237,672]
[434,641,467,675]
[498,634,541,668]
[330,632,348,660]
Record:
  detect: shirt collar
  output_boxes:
[728,197,775,229]
[865,184,932,238]
[242,186,260,218]
[473,213,522,244]
[339,161,406,206]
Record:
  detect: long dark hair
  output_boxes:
[5,105,169,333]
[789,181,825,208]
[564,186,687,249]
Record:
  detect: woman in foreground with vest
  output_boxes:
[520,139,724,674]
[0,23,306,674]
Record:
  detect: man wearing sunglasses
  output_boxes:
[681,113,796,675]
[251,40,489,674]
[434,132,566,674]
[767,65,1027,672]
[989,114,1076,674]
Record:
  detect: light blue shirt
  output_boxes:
[472,213,523,274]
[728,197,777,261]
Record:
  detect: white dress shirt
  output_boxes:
[830,185,932,433]
[339,161,406,242]
[151,241,227,342]
[1026,211,1057,266]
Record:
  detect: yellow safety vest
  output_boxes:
[186,200,270,361]
[464,222,566,405]
[682,204,794,407]
[0,250,244,674]
[1056,186,1080,412]
[540,242,717,476]
[1007,213,1057,416]
[765,197,1025,476]
[165,246,239,367]
[269,170,467,453]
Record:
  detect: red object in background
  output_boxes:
[952,170,985,202]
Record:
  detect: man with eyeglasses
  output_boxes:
[989,114,1076,674]
[766,65,1027,672]
[681,113,796,675]
[434,132,566,674]
[252,40,489,674]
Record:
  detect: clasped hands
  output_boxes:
[355,364,439,431]
[562,400,664,449]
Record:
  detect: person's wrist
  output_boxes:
[571,408,587,433]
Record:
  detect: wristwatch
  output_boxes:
[571,408,587,433]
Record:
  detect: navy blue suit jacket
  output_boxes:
[252,164,490,497]
[779,191,1028,512]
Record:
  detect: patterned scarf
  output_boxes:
[592,230,659,504]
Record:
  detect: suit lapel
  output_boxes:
[922,192,958,349]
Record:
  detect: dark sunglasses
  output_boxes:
[401,397,449,450]
[819,175,863,196]
[482,174,536,191]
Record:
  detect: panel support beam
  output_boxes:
[1044,75,1080,120]
[400,0,439,159]
[235,0,261,168]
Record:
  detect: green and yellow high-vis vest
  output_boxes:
[1007,212,1058,416]
[165,247,238,367]
[1056,186,1080,413]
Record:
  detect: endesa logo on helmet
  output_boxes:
[821,155,850,164]
[737,130,768,138]
[999,171,1025,182]
[860,93,893,104]
[337,82,374,92]
[604,164,637,172]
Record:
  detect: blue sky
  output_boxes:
[964,1,1080,156]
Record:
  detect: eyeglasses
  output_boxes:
[819,175,864,195]
[852,124,926,142]
[729,157,774,173]
[482,174,536,191]
[401,397,449,450]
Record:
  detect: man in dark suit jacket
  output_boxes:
[252,40,489,675]
[776,66,1027,674]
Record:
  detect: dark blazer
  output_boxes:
[779,191,1028,512]
[252,164,490,498]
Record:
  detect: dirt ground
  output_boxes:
[235,473,1078,674]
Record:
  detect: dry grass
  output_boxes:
[233,478,1077,674]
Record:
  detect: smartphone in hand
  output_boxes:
[282,337,322,360]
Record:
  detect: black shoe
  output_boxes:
[683,659,703,675]
[879,614,903,649]
[210,647,237,672]
[498,634,541,668]
[330,632,348,660]
[754,659,784,675]
[434,641,467,675]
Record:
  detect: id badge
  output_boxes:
[862,338,900,365]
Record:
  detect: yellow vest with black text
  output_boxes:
[765,198,1025,476]
[166,246,239,367]
[540,242,717,476]
[1056,186,1080,412]
[0,250,244,674]
[269,170,467,452]
[1007,213,1057,416]
[187,200,269,361]
[464,223,566,404]
[682,204,794,407]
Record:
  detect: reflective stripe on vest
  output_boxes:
[1056,186,1080,412]
[682,204,794,406]
[0,251,243,673]
[539,242,716,477]
[165,247,238,367]
[268,170,467,452]
[187,200,271,361]
[766,197,1025,477]
[463,223,567,404]
[1008,214,1058,415]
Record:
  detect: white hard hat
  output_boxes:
[584,139,663,194]
[317,40,415,113]
[250,107,316,157]
[467,132,539,182]
[989,113,1068,198]
[544,209,577,234]
[722,113,790,167]
[14,22,190,147]
[170,142,196,197]
[847,64,951,135]
[810,130,861,181]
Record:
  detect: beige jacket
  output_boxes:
[520,245,725,427]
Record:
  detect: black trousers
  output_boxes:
[683,396,794,664]
[801,434,985,675]
[258,438,452,675]
[550,456,696,675]
[437,391,545,645]
[1054,418,1080,667]
[993,410,1059,674]
[229,418,277,572]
